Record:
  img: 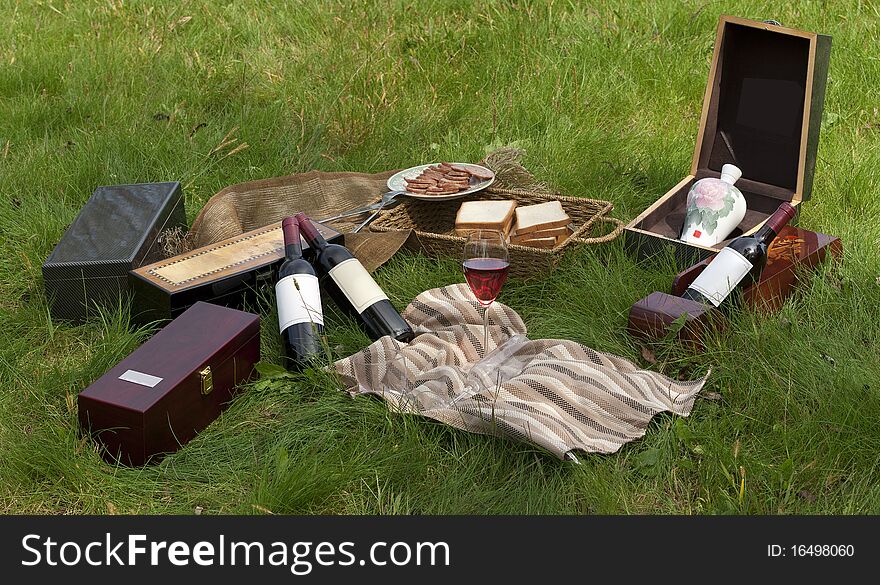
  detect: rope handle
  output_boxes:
[572,216,625,245]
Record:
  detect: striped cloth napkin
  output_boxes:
[334,284,709,459]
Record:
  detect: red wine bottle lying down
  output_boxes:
[681,202,796,307]
[296,213,414,343]
[276,216,325,370]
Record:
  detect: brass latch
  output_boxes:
[199,366,213,395]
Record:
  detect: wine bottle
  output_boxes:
[681,202,796,307]
[295,212,414,342]
[276,216,325,370]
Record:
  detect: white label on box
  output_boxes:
[328,258,388,314]
[687,247,753,307]
[118,369,163,388]
[275,273,324,333]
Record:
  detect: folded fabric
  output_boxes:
[334,284,709,459]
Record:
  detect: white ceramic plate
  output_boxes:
[387,162,496,201]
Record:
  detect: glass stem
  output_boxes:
[482,304,490,358]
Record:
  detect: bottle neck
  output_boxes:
[754,203,796,246]
[295,213,327,249]
[282,218,304,260]
[753,223,779,246]
[284,242,303,260]
[719,164,742,186]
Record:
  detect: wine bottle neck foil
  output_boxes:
[294,213,327,247]
[763,202,797,235]
[281,217,303,258]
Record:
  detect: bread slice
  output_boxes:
[556,226,573,245]
[514,236,557,249]
[512,201,570,235]
[502,214,515,236]
[510,224,570,243]
[460,213,514,237]
[511,227,573,249]
[455,200,517,233]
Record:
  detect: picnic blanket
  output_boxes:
[334,284,710,459]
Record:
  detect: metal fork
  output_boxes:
[351,190,405,233]
[317,190,406,225]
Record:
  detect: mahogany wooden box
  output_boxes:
[128,220,342,325]
[627,292,724,349]
[78,302,260,465]
[625,16,832,268]
[42,182,186,322]
[627,226,841,348]
[670,225,842,311]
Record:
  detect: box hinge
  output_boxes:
[199,366,213,395]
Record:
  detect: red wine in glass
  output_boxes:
[462,229,509,358]
[463,258,510,305]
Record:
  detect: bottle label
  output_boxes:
[686,247,753,307]
[328,258,389,314]
[275,274,324,333]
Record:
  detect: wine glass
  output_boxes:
[462,230,510,358]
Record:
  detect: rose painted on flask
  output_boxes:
[683,179,736,236]
[691,180,728,211]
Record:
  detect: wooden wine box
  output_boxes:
[627,225,841,348]
[625,16,832,268]
[128,220,342,324]
[670,225,842,311]
[627,292,723,349]
[78,302,260,465]
[42,182,186,322]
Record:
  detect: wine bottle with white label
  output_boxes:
[681,202,796,307]
[276,216,325,370]
[296,213,414,343]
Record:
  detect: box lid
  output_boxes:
[79,302,259,414]
[129,220,341,294]
[692,16,831,202]
[44,182,183,268]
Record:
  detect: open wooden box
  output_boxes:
[625,16,831,267]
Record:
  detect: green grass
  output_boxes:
[2,0,880,514]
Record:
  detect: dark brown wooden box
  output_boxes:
[78,302,260,465]
[42,182,186,322]
[625,16,832,268]
[627,226,841,349]
[627,292,723,349]
[671,225,842,311]
[128,220,341,325]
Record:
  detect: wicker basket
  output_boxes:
[369,187,624,278]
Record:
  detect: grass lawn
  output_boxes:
[2,0,879,515]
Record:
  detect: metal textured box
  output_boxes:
[78,302,260,466]
[42,182,186,322]
[625,16,832,268]
[128,220,342,325]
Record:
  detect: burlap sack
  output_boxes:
[178,149,567,271]
[185,169,412,272]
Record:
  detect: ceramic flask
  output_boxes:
[680,164,747,247]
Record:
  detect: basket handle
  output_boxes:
[572,216,625,245]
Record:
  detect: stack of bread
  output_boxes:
[508,201,572,248]
[454,199,572,249]
[454,200,517,237]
